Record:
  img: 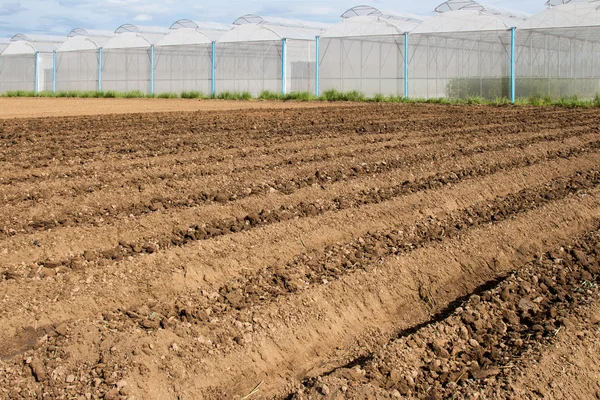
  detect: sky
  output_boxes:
[0,0,547,38]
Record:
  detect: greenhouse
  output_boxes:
[318,6,420,96]
[0,38,9,54]
[0,34,65,93]
[100,25,168,93]
[1,1,600,100]
[408,5,523,99]
[55,29,114,92]
[154,21,230,94]
[214,15,327,95]
[515,2,600,98]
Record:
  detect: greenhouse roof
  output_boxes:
[520,2,600,28]
[1,41,60,55]
[435,0,530,20]
[233,14,331,31]
[58,36,113,52]
[104,33,161,49]
[114,24,169,35]
[11,34,66,43]
[105,25,168,48]
[546,0,600,6]
[160,20,231,45]
[170,19,231,31]
[68,28,115,38]
[218,23,323,42]
[411,10,512,33]
[341,5,423,23]
[0,38,10,54]
[321,15,419,37]
[157,27,226,46]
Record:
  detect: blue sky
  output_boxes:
[0,0,547,38]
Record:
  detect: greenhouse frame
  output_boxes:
[1,0,600,100]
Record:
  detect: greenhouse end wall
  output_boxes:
[408,30,512,100]
[214,41,282,96]
[318,35,406,97]
[0,54,36,92]
[154,44,212,95]
[515,27,600,99]
[286,39,316,94]
[102,48,152,93]
[56,50,99,92]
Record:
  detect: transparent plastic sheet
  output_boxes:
[319,35,406,97]
[0,54,35,92]
[38,53,54,92]
[56,50,99,92]
[408,30,512,100]
[286,39,316,93]
[102,48,151,93]
[154,44,212,95]
[516,27,600,99]
[215,41,282,95]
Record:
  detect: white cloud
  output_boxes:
[0,0,547,37]
[133,13,153,22]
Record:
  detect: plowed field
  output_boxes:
[1,103,599,400]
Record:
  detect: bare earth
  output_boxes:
[0,102,599,400]
[0,98,339,119]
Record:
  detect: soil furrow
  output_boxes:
[288,228,600,399]
[2,110,596,187]
[2,129,597,237]
[2,186,597,400]
[1,103,599,400]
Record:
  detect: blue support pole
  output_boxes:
[315,36,320,97]
[98,48,103,92]
[510,27,516,103]
[52,51,56,93]
[150,45,155,95]
[211,41,216,97]
[281,38,286,95]
[34,52,39,93]
[404,33,409,99]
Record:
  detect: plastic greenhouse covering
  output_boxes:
[154,26,227,94]
[0,38,10,54]
[0,35,64,93]
[54,30,113,91]
[213,16,325,95]
[100,25,167,93]
[2,2,600,100]
[515,3,600,98]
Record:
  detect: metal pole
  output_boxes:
[211,41,215,97]
[511,28,516,103]
[315,36,319,97]
[52,51,56,93]
[34,51,39,93]
[281,38,286,95]
[150,45,155,95]
[404,33,409,99]
[98,48,103,92]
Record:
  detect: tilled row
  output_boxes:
[2,128,596,237]
[2,106,590,187]
[289,229,600,399]
[3,140,598,280]
[2,117,594,208]
[0,107,454,168]
[112,167,600,349]
[0,105,593,171]
[1,167,598,400]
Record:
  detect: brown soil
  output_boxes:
[0,103,599,400]
[0,98,342,119]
